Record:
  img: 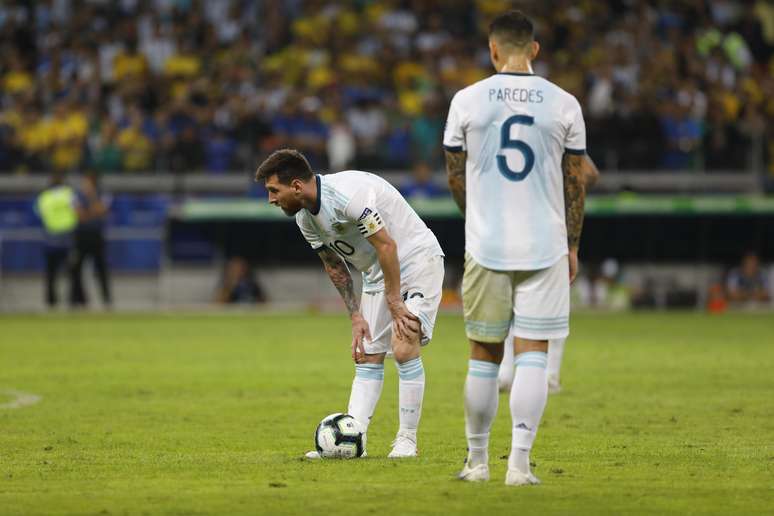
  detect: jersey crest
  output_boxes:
[331,221,345,234]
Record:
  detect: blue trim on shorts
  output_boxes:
[465,319,511,336]
[513,315,568,330]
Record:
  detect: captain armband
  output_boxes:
[356,207,384,237]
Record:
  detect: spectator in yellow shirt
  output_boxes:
[113,39,149,83]
[3,55,33,95]
[50,101,88,171]
[117,111,154,172]
[164,38,202,98]
[19,108,52,171]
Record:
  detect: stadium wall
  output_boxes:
[2,263,773,313]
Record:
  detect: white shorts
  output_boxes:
[463,253,570,342]
[360,254,445,355]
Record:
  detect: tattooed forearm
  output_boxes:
[562,153,586,249]
[318,246,359,316]
[582,154,600,188]
[445,149,467,215]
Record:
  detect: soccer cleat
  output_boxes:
[457,460,490,482]
[547,375,561,394]
[387,431,418,458]
[304,449,367,459]
[505,468,541,486]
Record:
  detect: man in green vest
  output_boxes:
[36,172,78,307]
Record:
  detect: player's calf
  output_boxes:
[347,352,386,456]
[463,344,502,473]
[508,340,549,485]
[389,325,423,458]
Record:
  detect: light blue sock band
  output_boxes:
[396,357,424,380]
[515,351,548,369]
[355,363,384,380]
[468,359,499,378]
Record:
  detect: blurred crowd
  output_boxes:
[0,0,772,177]
[569,252,771,311]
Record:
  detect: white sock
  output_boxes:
[547,338,566,382]
[498,334,515,390]
[464,359,500,467]
[509,351,548,473]
[348,363,384,439]
[396,357,425,436]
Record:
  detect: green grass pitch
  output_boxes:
[1,312,772,515]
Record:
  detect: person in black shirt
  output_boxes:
[216,256,265,304]
[726,252,770,305]
[71,173,112,308]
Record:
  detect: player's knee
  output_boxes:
[514,338,548,354]
[358,352,386,364]
[470,339,504,363]
[392,336,420,363]
[393,347,419,363]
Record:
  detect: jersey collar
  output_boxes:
[497,72,534,76]
[310,174,322,215]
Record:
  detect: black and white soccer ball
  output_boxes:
[314,413,364,459]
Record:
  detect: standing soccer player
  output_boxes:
[443,11,590,485]
[255,149,444,458]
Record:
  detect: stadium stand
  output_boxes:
[0,0,771,175]
[0,1,772,310]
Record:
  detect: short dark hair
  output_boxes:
[489,10,534,48]
[255,149,314,184]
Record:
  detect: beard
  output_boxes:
[281,204,301,216]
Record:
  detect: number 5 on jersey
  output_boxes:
[497,115,535,182]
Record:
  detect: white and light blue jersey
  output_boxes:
[443,72,586,271]
[296,171,444,293]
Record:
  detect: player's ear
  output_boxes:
[489,39,498,67]
[530,41,540,61]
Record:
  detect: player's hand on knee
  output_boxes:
[350,312,371,363]
[388,299,420,341]
[402,315,421,341]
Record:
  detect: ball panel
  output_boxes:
[336,416,362,437]
[316,426,339,456]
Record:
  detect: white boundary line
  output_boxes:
[0,389,42,409]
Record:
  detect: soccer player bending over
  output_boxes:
[255,149,445,458]
[444,11,589,485]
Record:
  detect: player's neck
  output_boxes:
[304,174,322,214]
[498,57,533,75]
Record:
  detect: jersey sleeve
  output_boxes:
[296,214,325,251]
[443,92,466,152]
[343,187,385,238]
[564,96,586,155]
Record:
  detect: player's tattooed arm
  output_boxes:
[582,154,600,188]
[445,149,467,215]
[562,153,586,250]
[319,245,372,362]
[317,246,359,316]
[563,153,587,284]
